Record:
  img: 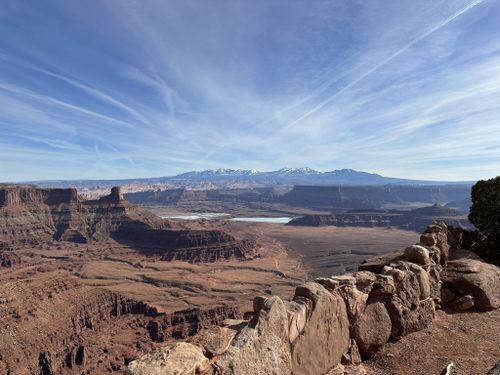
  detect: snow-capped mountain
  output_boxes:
[175,169,259,178]
[30,168,472,189]
[170,168,456,186]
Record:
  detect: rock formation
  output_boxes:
[288,204,471,232]
[0,185,257,262]
[281,185,471,209]
[122,184,471,212]
[0,273,242,374]
[126,222,499,375]
[124,187,282,206]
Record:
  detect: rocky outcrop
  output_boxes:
[351,301,391,358]
[128,221,489,375]
[443,249,500,310]
[0,185,79,207]
[288,204,471,232]
[0,185,257,263]
[147,306,241,342]
[124,187,282,206]
[0,274,241,375]
[281,185,471,209]
[125,343,209,375]
[291,282,350,375]
[210,296,292,375]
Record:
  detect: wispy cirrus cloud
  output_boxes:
[0,0,499,181]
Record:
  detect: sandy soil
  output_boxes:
[192,220,420,278]
[2,239,304,314]
[363,308,500,375]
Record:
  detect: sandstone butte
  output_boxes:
[126,222,500,375]
[0,185,257,262]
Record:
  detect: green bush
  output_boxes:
[468,176,500,264]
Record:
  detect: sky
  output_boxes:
[0,0,499,181]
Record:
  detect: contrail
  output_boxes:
[281,0,484,131]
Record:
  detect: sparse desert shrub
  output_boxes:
[468,176,500,264]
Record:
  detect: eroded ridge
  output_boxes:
[0,185,257,262]
[126,222,500,375]
[0,273,241,374]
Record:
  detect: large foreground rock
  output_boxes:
[291,282,350,375]
[125,342,209,375]
[445,250,500,310]
[212,296,291,375]
[351,302,392,358]
[189,326,236,358]
[387,297,435,338]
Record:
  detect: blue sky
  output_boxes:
[1,0,499,181]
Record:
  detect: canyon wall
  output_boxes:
[0,275,241,375]
[124,187,283,205]
[281,185,471,209]
[288,205,472,232]
[123,185,471,210]
[126,222,500,375]
[0,186,256,262]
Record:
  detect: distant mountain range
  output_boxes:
[27,168,474,189]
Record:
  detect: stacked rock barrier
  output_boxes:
[126,221,499,375]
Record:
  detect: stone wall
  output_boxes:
[125,222,497,375]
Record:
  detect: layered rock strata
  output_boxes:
[126,222,499,375]
[0,274,241,375]
[288,205,472,232]
[0,185,257,262]
[281,185,471,209]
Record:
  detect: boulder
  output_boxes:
[428,263,443,301]
[404,245,430,265]
[387,298,435,339]
[338,285,368,322]
[221,319,247,330]
[351,301,392,358]
[445,251,500,310]
[341,340,362,366]
[315,277,340,291]
[212,296,291,375]
[291,282,350,375]
[285,300,308,343]
[369,274,395,299]
[426,246,441,266]
[188,326,236,358]
[330,274,356,286]
[422,222,449,265]
[449,294,475,310]
[359,251,404,273]
[125,342,209,375]
[406,262,431,300]
[354,271,377,293]
[348,340,362,365]
[253,295,268,313]
[419,232,437,247]
[383,263,421,307]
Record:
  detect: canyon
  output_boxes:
[0,185,301,374]
[126,222,500,375]
[122,184,472,211]
[0,184,497,374]
[288,204,472,232]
